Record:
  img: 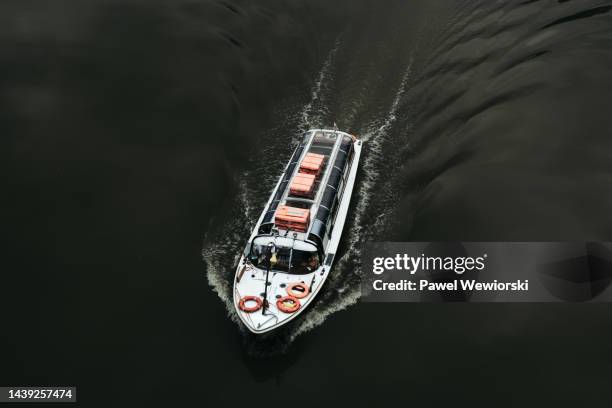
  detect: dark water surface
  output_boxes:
[4,0,612,406]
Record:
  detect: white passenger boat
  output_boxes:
[233,128,363,333]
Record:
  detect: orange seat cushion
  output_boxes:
[275,205,310,232]
[289,173,316,196]
[299,153,325,175]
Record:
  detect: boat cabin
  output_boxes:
[246,235,320,274]
[256,130,355,258]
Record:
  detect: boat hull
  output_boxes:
[232,130,363,334]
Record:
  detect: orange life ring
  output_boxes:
[239,296,263,313]
[276,296,301,313]
[286,282,309,299]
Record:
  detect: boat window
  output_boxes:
[258,222,273,234]
[284,198,312,209]
[290,247,320,274]
[313,132,336,146]
[248,236,320,274]
[309,133,336,156]
[337,176,345,198]
[326,197,339,236]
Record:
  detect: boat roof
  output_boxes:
[256,129,355,253]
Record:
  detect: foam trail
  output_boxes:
[348,54,413,241]
[204,36,418,348]
[203,39,343,328]
[375,57,412,137]
[287,55,416,341]
[300,37,341,129]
